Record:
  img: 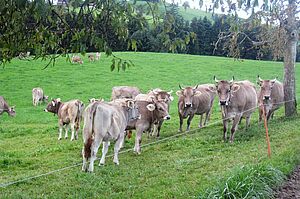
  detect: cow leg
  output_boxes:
[230,115,241,143]
[245,115,252,130]
[186,114,194,132]
[75,120,80,140]
[178,114,183,132]
[198,114,203,128]
[58,121,63,140]
[70,123,75,141]
[88,134,103,172]
[157,120,163,138]
[266,110,273,121]
[258,107,263,124]
[64,125,69,139]
[134,129,143,154]
[113,133,125,165]
[223,119,228,142]
[99,141,110,166]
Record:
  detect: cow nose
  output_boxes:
[164,115,171,120]
[219,101,226,105]
[264,96,270,100]
[185,103,192,107]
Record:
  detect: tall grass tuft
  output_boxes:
[199,164,285,199]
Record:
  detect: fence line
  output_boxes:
[0,98,297,188]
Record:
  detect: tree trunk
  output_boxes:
[283,29,298,116]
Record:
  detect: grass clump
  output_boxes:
[199,164,285,199]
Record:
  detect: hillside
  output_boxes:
[0,52,300,198]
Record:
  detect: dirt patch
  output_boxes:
[274,166,300,198]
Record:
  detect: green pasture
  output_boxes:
[0,52,300,198]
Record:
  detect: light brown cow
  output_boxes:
[96,52,101,61]
[111,86,141,100]
[177,84,213,132]
[0,96,16,117]
[126,99,171,154]
[135,88,174,137]
[44,98,84,141]
[71,55,83,64]
[32,87,48,106]
[257,76,284,122]
[82,99,139,172]
[214,77,257,143]
[88,54,95,62]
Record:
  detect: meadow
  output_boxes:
[0,52,300,198]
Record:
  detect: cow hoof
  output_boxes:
[65,137,68,140]
[99,163,105,166]
[70,138,74,141]
[114,162,119,165]
[58,137,62,140]
[178,129,182,133]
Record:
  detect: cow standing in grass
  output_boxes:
[32,87,48,106]
[71,55,83,64]
[0,96,16,117]
[111,86,141,100]
[214,77,257,143]
[177,84,214,132]
[257,76,284,122]
[44,98,84,141]
[135,88,174,137]
[126,99,171,154]
[82,99,139,172]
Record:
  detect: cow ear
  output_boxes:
[231,84,240,92]
[56,98,61,102]
[176,90,182,96]
[207,85,216,93]
[168,90,173,95]
[194,91,202,96]
[52,101,56,106]
[127,101,134,108]
[146,104,155,111]
[169,96,174,101]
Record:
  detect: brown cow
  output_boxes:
[82,99,139,172]
[111,86,141,100]
[135,88,174,137]
[44,98,84,141]
[177,84,214,132]
[71,55,83,64]
[88,54,95,62]
[257,76,284,122]
[214,77,257,143]
[0,96,16,117]
[126,99,171,154]
[32,87,48,106]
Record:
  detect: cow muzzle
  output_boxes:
[164,115,171,120]
[44,109,48,112]
[185,103,192,108]
[263,96,271,100]
[219,100,228,106]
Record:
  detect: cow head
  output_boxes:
[257,75,277,101]
[146,100,171,120]
[126,100,140,121]
[44,98,61,114]
[152,89,174,104]
[176,85,201,108]
[214,76,239,106]
[8,106,16,117]
[43,95,49,102]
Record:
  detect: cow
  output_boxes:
[126,99,171,154]
[71,55,83,64]
[257,76,284,122]
[82,99,139,172]
[88,98,104,103]
[176,84,214,132]
[214,77,257,143]
[135,88,174,137]
[197,84,217,122]
[44,98,84,141]
[32,87,49,106]
[0,96,16,117]
[88,54,95,62]
[96,52,101,61]
[111,86,141,100]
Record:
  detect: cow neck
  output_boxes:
[55,102,63,115]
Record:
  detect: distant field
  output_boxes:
[0,52,300,198]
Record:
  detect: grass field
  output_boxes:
[0,52,300,198]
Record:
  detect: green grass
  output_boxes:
[179,7,213,21]
[0,52,300,198]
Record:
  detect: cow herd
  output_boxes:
[0,76,284,172]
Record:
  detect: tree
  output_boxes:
[206,0,299,116]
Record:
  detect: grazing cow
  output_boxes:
[96,52,101,61]
[126,99,171,154]
[0,96,16,117]
[177,84,213,132]
[32,87,49,106]
[82,99,139,172]
[71,55,83,64]
[88,54,95,62]
[44,98,84,141]
[257,76,284,122]
[214,77,257,143]
[111,86,141,100]
[135,88,174,137]
[18,52,30,59]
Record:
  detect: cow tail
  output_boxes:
[76,100,85,122]
[83,103,98,158]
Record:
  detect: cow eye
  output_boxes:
[159,107,163,111]
[227,89,230,93]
